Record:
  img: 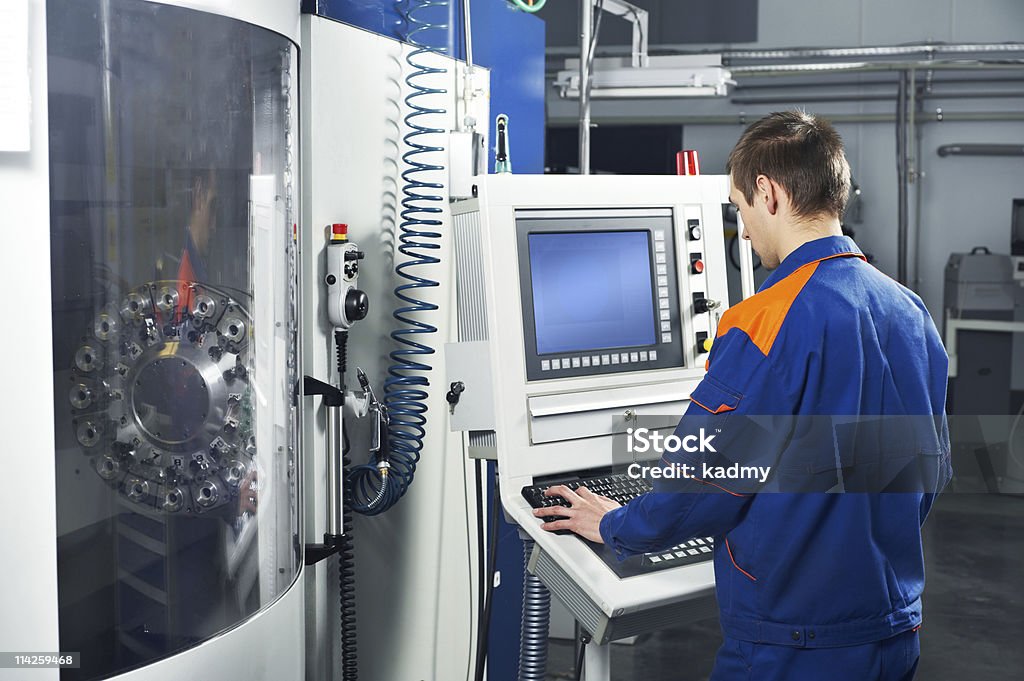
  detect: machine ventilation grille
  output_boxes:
[453,209,490,342]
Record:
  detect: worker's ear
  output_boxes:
[755,174,779,216]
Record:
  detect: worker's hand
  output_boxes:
[533,485,622,543]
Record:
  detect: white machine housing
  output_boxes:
[0,2,304,680]
[449,175,735,642]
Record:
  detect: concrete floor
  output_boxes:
[545,493,1024,680]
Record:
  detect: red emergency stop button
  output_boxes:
[691,258,705,274]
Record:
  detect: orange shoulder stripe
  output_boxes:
[716,260,820,356]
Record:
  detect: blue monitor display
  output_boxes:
[527,231,657,355]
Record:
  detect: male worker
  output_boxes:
[177,168,218,304]
[534,111,951,680]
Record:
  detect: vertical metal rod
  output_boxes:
[579,0,593,175]
[326,406,343,537]
[583,640,611,681]
[99,0,119,263]
[896,71,909,285]
[462,0,474,72]
[460,0,476,133]
[914,66,936,289]
[913,67,921,290]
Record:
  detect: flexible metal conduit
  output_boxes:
[517,540,551,681]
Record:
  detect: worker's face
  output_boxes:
[729,174,782,270]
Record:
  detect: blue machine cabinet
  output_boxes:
[302,0,545,173]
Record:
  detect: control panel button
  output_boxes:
[687,218,703,241]
[655,241,666,253]
[620,352,630,363]
[541,360,551,371]
[592,355,601,365]
[649,350,658,360]
[656,253,667,264]
[662,333,672,344]
[552,359,561,370]
[659,299,669,309]
[639,351,648,361]
[658,276,668,287]
[661,321,671,332]
[691,258,705,274]
[611,354,620,364]
[660,310,670,321]
[656,264,667,275]
[654,230,666,241]
[658,286,669,297]
[630,352,640,363]
[571,357,581,368]
[696,332,710,355]
[601,354,611,365]
[581,356,591,367]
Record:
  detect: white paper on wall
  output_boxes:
[0,0,31,152]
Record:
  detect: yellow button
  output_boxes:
[702,338,714,353]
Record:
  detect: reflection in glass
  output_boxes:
[47,1,299,678]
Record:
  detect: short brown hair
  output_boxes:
[726,110,851,220]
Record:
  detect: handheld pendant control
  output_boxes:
[326,223,368,329]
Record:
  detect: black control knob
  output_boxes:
[345,289,370,323]
[694,297,712,314]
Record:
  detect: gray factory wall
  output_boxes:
[548,0,1024,384]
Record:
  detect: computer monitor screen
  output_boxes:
[528,231,656,354]
[516,209,685,381]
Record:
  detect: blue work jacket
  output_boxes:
[600,235,952,648]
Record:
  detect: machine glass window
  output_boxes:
[47,1,299,678]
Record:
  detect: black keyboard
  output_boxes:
[522,472,715,577]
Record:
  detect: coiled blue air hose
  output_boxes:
[349,0,450,515]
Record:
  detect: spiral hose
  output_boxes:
[369,0,450,513]
[517,539,551,681]
[332,330,359,680]
[338,489,358,680]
